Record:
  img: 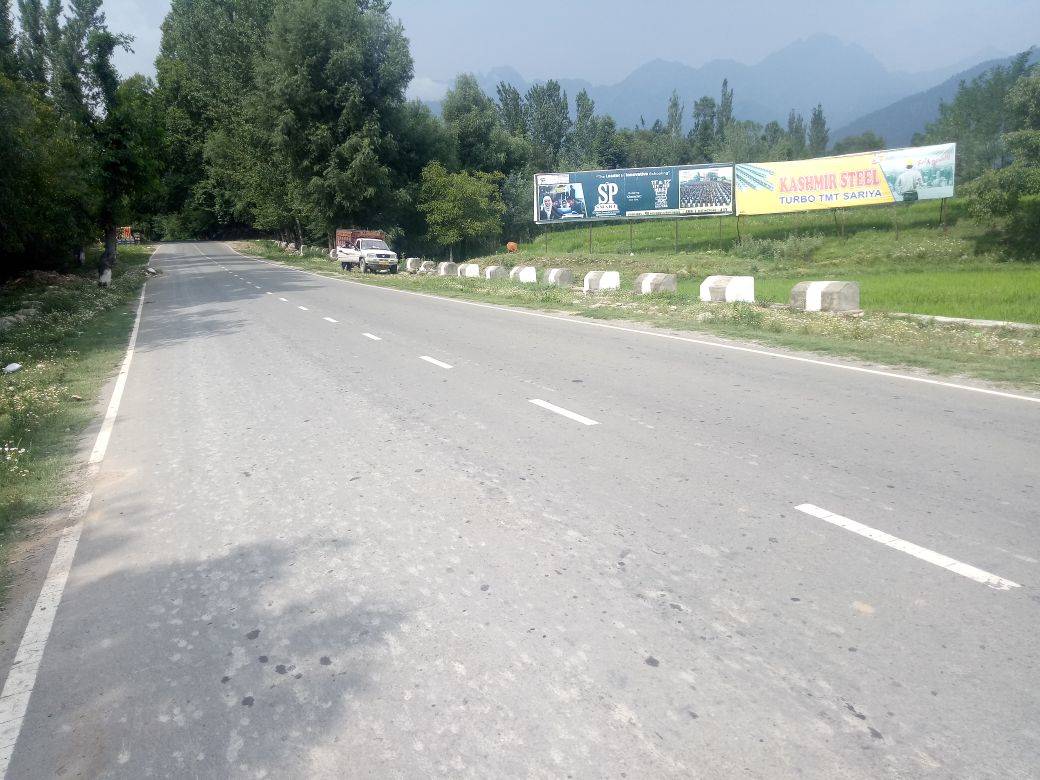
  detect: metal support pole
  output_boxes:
[939,198,946,230]
[629,222,633,254]
[674,219,679,254]
[545,224,549,255]
[588,222,593,255]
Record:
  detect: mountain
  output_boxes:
[465,34,975,131]
[834,49,1038,147]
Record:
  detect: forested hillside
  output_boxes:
[1,0,1038,275]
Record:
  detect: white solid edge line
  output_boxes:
[529,398,600,426]
[362,333,382,341]
[419,355,452,369]
[222,244,1040,406]
[0,278,150,775]
[323,317,338,324]
[795,503,1021,591]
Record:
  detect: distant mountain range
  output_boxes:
[833,49,1039,147]
[417,34,1035,149]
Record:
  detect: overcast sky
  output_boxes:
[111,0,1038,95]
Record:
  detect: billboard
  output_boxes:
[735,143,956,215]
[534,163,735,224]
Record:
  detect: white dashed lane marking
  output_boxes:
[363,333,382,341]
[419,355,452,370]
[796,503,1021,591]
[528,398,600,426]
[298,306,309,311]
[323,317,338,324]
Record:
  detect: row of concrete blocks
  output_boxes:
[402,260,859,312]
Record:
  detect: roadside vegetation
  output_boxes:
[234,240,1040,392]
[0,246,152,546]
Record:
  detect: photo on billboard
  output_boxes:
[876,144,955,203]
[678,165,734,215]
[536,179,589,222]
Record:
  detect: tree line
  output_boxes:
[1,0,1037,277]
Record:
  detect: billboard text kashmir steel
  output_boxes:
[533,144,954,223]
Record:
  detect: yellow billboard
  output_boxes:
[735,143,956,215]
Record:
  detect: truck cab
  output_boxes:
[337,237,398,274]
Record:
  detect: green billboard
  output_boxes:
[533,163,735,224]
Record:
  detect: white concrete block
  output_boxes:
[700,275,755,303]
[485,266,509,280]
[405,258,422,273]
[790,281,860,312]
[510,266,538,284]
[418,260,436,274]
[457,263,481,278]
[437,262,458,276]
[633,273,677,294]
[583,271,621,292]
[545,268,574,287]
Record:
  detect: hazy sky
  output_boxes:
[110,0,1038,94]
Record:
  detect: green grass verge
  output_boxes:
[505,199,1040,324]
[0,246,153,548]
[233,240,1040,392]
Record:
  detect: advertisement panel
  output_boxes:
[735,143,956,215]
[534,163,735,224]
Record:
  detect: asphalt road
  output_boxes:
[4,241,1039,777]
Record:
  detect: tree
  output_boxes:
[690,96,716,160]
[255,0,413,242]
[715,78,734,141]
[965,67,1040,245]
[786,109,807,159]
[916,51,1033,181]
[524,80,569,171]
[418,161,504,260]
[666,90,683,137]
[496,81,524,136]
[442,74,512,173]
[567,88,597,168]
[832,131,885,155]
[0,0,17,78]
[807,103,829,156]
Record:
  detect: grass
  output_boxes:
[233,239,1040,392]
[505,199,1040,324]
[0,246,153,550]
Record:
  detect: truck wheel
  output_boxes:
[340,261,347,270]
[360,261,368,274]
[390,265,398,275]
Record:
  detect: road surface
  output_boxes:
[3,241,1038,777]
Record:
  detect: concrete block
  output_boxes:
[700,275,755,303]
[437,262,458,277]
[457,263,481,278]
[790,281,860,312]
[545,268,574,287]
[510,266,538,284]
[405,258,422,273]
[583,271,621,292]
[485,266,509,280]
[418,260,436,274]
[634,273,677,294]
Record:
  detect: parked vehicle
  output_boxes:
[329,229,398,273]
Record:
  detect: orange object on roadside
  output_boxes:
[506,241,519,253]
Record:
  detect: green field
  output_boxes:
[0,246,153,547]
[504,200,1040,324]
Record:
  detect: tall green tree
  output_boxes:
[418,161,504,260]
[786,109,807,159]
[567,88,597,168]
[0,0,18,78]
[690,96,716,159]
[807,103,829,156]
[442,74,513,173]
[524,80,569,171]
[916,51,1033,181]
[965,66,1040,245]
[255,0,413,243]
[715,78,734,141]
[666,90,683,137]
[496,81,524,136]
[832,131,885,155]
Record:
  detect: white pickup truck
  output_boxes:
[334,237,399,274]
